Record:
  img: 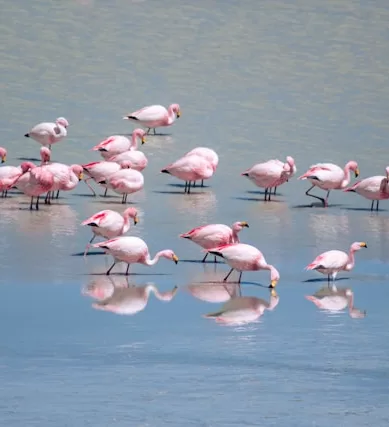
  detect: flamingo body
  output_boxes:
[108,150,148,171]
[92,129,146,160]
[100,169,144,203]
[24,117,69,147]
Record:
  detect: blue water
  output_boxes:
[1,0,389,425]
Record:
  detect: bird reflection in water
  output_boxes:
[203,287,279,326]
[187,282,241,303]
[305,286,366,319]
[83,276,178,315]
[169,191,217,222]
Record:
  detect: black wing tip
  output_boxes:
[98,180,107,185]
[24,133,30,137]
[128,116,138,120]
[88,222,98,227]
[98,148,108,152]
[242,173,249,177]
[208,251,224,258]
[161,169,170,174]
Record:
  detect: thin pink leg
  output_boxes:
[84,178,96,196]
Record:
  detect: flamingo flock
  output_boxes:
[0,102,379,324]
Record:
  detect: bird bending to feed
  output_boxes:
[24,117,69,149]
[98,165,144,203]
[81,207,139,256]
[241,156,296,201]
[305,241,367,288]
[82,160,124,196]
[180,221,249,262]
[298,160,359,207]
[107,132,148,171]
[123,103,181,135]
[0,147,7,163]
[207,243,280,287]
[92,129,146,160]
[184,147,219,188]
[305,288,366,318]
[344,166,389,211]
[91,284,178,315]
[161,154,214,194]
[0,161,33,197]
[203,288,279,325]
[93,236,179,275]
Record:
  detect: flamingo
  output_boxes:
[14,162,54,210]
[24,117,69,149]
[0,161,34,197]
[123,104,181,135]
[203,288,279,325]
[207,243,280,287]
[82,160,122,196]
[305,241,367,288]
[98,167,144,203]
[93,236,179,275]
[161,154,214,194]
[81,207,139,256]
[0,147,7,163]
[305,287,366,318]
[91,283,178,315]
[241,156,296,201]
[184,147,219,187]
[344,166,389,211]
[298,161,359,207]
[92,129,146,160]
[179,221,249,262]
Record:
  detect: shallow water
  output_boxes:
[1,0,389,425]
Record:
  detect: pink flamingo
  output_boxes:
[92,283,178,315]
[161,154,214,193]
[14,162,54,210]
[0,161,34,197]
[344,166,389,211]
[123,104,181,135]
[81,207,139,256]
[82,160,122,196]
[93,236,179,275]
[203,289,279,325]
[92,129,146,160]
[241,156,296,201]
[305,241,367,288]
[180,221,249,262]
[305,288,366,318]
[184,147,219,187]
[0,147,7,163]
[24,117,69,149]
[108,150,148,172]
[207,243,280,286]
[98,167,144,203]
[298,161,359,207]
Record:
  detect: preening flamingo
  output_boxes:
[98,166,144,203]
[207,243,280,287]
[241,156,296,201]
[81,207,138,256]
[305,241,367,288]
[161,154,214,193]
[180,221,249,262]
[92,129,146,160]
[108,134,148,171]
[91,283,178,315]
[93,236,179,275]
[184,147,219,187]
[344,166,389,211]
[0,147,7,163]
[82,160,122,196]
[298,161,359,207]
[0,161,33,197]
[123,104,181,135]
[203,289,279,325]
[24,117,69,148]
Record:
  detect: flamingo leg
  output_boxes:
[201,180,204,187]
[122,193,125,203]
[153,128,156,135]
[273,187,277,195]
[192,181,196,187]
[238,271,242,283]
[146,128,151,135]
[103,188,108,197]
[187,181,191,194]
[201,252,208,263]
[84,178,97,196]
[30,196,34,210]
[324,190,331,207]
[305,185,326,206]
[35,195,40,210]
[376,200,379,211]
[214,256,218,263]
[370,200,374,211]
[84,235,96,257]
[56,190,60,199]
[125,264,131,275]
[223,268,235,282]
[106,261,117,275]
[184,181,188,193]
[44,191,51,204]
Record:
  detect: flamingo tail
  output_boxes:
[24,133,30,138]
[161,169,170,174]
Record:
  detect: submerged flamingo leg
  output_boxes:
[201,180,204,187]
[238,271,242,283]
[376,200,379,211]
[370,200,374,211]
[223,268,235,282]
[125,264,131,275]
[84,178,97,196]
[305,185,326,206]
[201,252,208,263]
[192,181,196,187]
[187,181,191,194]
[106,262,117,275]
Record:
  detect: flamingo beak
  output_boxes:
[122,116,129,120]
[176,110,181,118]
[141,136,146,145]
[172,254,179,264]
[240,221,249,228]
[134,216,139,225]
[271,289,278,297]
[78,172,84,181]
[360,242,367,248]
[1,155,6,163]
[270,279,278,288]
[355,168,360,178]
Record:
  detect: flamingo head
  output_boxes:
[120,160,132,169]
[351,241,367,252]
[40,146,51,163]
[170,103,181,118]
[232,221,249,232]
[0,147,7,163]
[159,250,179,264]
[71,164,84,181]
[345,288,354,298]
[56,117,69,128]
[123,207,139,225]
[133,128,147,145]
[269,265,280,288]
[20,161,35,173]
[346,160,359,178]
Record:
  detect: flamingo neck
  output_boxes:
[122,214,131,233]
[340,164,352,188]
[347,293,354,313]
[346,247,356,270]
[167,106,176,124]
[130,133,140,150]
[231,229,240,243]
[144,251,164,266]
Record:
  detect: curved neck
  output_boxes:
[340,164,352,188]
[145,284,176,301]
[167,106,176,124]
[231,229,240,243]
[122,214,131,232]
[346,247,356,270]
[130,133,140,150]
[144,251,164,266]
